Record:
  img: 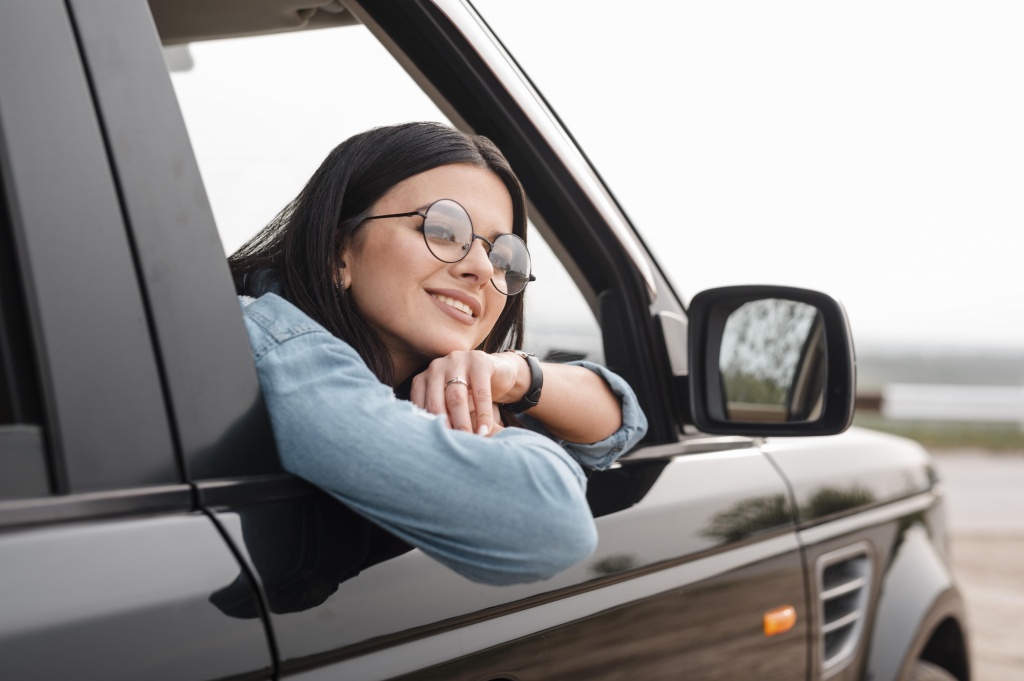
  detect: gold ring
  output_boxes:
[445,377,469,389]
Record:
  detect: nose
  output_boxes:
[452,236,494,285]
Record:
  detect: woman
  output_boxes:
[231,122,647,585]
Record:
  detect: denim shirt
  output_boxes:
[240,293,647,585]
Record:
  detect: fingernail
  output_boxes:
[477,424,490,436]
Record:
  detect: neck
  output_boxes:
[390,361,418,389]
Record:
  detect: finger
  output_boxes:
[468,362,495,436]
[409,372,426,409]
[412,367,450,423]
[422,363,451,417]
[485,403,504,437]
[444,379,474,432]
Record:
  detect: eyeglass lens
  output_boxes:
[422,199,532,295]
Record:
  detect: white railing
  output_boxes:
[881,384,1024,426]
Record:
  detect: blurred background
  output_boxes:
[473,0,1024,448]
[169,2,1023,677]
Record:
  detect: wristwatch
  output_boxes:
[504,350,543,414]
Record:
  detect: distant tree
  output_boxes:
[720,299,817,405]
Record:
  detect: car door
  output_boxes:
[0,2,273,680]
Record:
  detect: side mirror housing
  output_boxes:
[687,285,856,436]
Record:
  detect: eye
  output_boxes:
[424,221,458,244]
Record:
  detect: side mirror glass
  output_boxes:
[688,286,855,436]
[720,299,824,423]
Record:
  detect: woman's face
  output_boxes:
[341,163,514,383]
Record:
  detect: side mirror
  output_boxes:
[687,286,856,436]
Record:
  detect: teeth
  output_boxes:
[433,295,474,317]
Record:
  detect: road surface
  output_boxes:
[933,449,1024,681]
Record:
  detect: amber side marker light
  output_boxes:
[763,605,797,636]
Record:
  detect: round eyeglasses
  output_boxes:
[362,198,535,295]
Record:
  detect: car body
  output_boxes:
[0,1,968,680]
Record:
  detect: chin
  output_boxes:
[428,338,480,358]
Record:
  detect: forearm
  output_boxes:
[511,360,622,444]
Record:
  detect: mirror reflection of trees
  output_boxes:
[720,299,819,408]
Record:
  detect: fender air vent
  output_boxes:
[817,542,873,678]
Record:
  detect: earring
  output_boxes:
[335,259,353,292]
[335,266,349,292]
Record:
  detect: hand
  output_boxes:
[409,351,523,436]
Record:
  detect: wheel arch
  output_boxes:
[864,521,970,681]
[917,614,970,681]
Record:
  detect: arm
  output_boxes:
[242,294,596,586]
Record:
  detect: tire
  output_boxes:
[909,660,958,681]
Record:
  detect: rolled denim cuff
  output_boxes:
[521,360,648,471]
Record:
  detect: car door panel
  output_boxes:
[0,513,272,681]
[207,445,807,680]
[0,4,277,680]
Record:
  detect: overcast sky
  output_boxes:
[474,1,1024,351]
[171,2,1024,352]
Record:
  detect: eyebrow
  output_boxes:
[421,198,514,238]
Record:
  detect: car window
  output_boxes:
[168,26,446,255]
[167,24,603,363]
[523,228,603,364]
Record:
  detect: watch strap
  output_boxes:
[504,350,543,414]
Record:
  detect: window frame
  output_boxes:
[67,0,281,491]
[0,188,49,499]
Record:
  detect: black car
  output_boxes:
[0,1,968,680]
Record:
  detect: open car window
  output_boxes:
[167,23,603,363]
[168,25,446,254]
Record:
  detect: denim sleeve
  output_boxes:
[241,294,597,586]
[519,361,648,471]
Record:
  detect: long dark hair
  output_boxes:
[229,122,527,385]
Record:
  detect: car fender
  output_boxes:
[865,517,968,681]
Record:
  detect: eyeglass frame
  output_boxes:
[361,198,536,296]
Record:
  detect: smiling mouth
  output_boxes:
[431,294,476,318]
